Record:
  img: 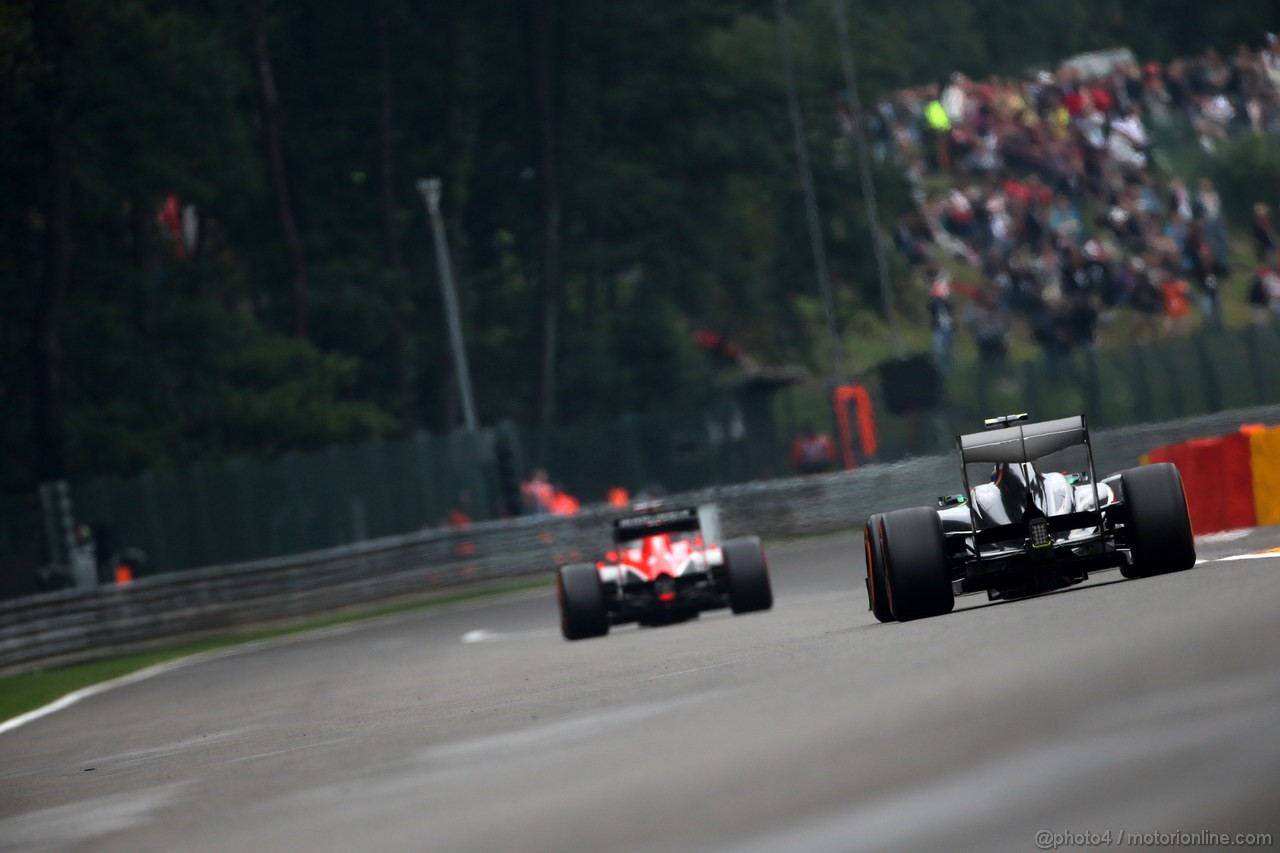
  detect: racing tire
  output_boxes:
[723,536,773,614]
[1118,463,1196,579]
[864,513,894,623]
[881,507,954,621]
[557,563,609,640]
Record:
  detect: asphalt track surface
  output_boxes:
[2,528,1279,853]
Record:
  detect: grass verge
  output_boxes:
[0,577,551,727]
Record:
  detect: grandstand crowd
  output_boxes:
[854,35,1280,369]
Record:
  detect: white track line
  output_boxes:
[0,657,219,738]
[650,662,736,680]
[460,628,558,644]
[0,624,356,738]
[1214,550,1280,562]
[1196,529,1252,544]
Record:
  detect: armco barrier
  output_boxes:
[4,404,1280,675]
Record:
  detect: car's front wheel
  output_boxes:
[864,513,894,623]
[1118,462,1196,579]
[557,563,609,640]
[723,536,772,614]
[881,507,954,621]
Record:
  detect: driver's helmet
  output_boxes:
[991,461,1040,519]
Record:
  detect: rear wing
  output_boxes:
[957,414,1104,569]
[613,506,701,543]
[958,415,1088,464]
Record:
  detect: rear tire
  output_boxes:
[881,507,954,621]
[1119,463,1196,579]
[864,513,894,623]
[723,536,772,614]
[557,563,609,640]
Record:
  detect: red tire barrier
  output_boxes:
[1147,431,1256,535]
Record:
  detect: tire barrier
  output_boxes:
[1145,423,1280,534]
[4,404,1280,675]
[1247,426,1280,528]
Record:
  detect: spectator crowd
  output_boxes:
[851,35,1280,369]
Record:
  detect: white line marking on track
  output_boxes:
[1196,529,1252,543]
[77,727,259,770]
[0,624,357,739]
[1213,550,1280,562]
[0,659,215,739]
[225,737,355,764]
[460,627,557,644]
[650,662,735,680]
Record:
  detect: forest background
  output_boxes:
[4,0,1280,492]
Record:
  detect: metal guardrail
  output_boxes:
[3,404,1278,675]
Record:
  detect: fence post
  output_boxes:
[1193,333,1222,413]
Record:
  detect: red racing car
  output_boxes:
[556,504,772,640]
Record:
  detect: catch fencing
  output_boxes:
[3,404,1278,675]
[874,325,1280,460]
[25,326,1278,584]
[60,402,785,580]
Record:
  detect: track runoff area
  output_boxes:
[1,526,1277,852]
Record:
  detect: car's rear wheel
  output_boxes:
[557,563,609,640]
[881,507,954,621]
[864,513,894,623]
[1119,462,1196,579]
[723,536,772,614]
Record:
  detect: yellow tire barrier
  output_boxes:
[1249,426,1280,527]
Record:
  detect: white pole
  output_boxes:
[776,0,844,383]
[417,177,479,432]
[832,0,901,356]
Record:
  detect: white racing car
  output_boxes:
[863,413,1196,622]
